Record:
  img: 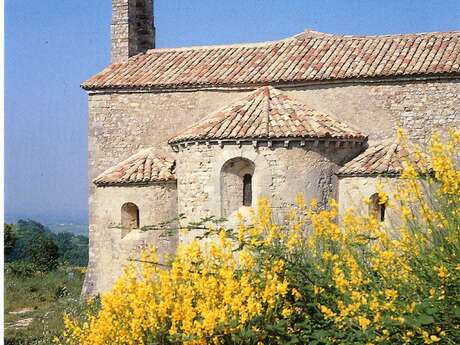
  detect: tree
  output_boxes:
[4,223,16,256]
[55,232,89,266]
[6,219,48,261]
[5,219,88,268]
[27,234,59,271]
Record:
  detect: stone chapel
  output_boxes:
[82,0,460,296]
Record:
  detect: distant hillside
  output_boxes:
[44,222,88,236]
[4,214,88,236]
[5,220,89,267]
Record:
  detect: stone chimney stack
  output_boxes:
[111,0,155,64]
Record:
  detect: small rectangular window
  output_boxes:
[243,174,252,206]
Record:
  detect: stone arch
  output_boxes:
[207,147,272,218]
[369,193,386,222]
[221,157,255,217]
[121,202,140,237]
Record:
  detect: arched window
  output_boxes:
[243,174,252,206]
[121,202,139,236]
[221,158,255,217]
[369,193,386,222]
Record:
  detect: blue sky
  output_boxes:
[5,0,459,223]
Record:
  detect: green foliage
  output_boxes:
[6,220,46,261]
[6,261,36,277]
[5,219,89,269]
[4,220,89,343]
[55,232,89,267]
[5,223,17,255]
[4,266,87,345]
[28,233,60,271]
[59,132,460,344]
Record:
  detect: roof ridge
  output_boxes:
[136,30,460,56]
[143,37,292,55]
[378,141,399,172]
[294,29,460,40]
[264,86,271,137]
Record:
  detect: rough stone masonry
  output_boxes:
[81,0,460,296]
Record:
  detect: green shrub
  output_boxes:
[7,261,36,277]
[4,266,87,345]
[27,234,59,272]
[4,223,17,256]
[60,131,460,345]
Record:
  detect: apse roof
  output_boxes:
[169,86,367,144]
[82,30,460,91]
[94,149,175,186]
[337,138,429,177]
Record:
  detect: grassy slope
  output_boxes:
[4,267,86,345]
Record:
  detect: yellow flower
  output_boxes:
[291,288,302,301]
[430,335,441,342]
[59,130,460,345]
[310,198,318,210]
[281,306,293,318]
[313,285,325,295]
[357,316,371,330]
[434,266,449,280]
[318,304,336,319]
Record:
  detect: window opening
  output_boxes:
[121,202,140,236]
[243,174,252,206]
[369,193,386,222]
[221,158,255,217]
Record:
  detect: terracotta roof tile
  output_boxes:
[94,149,175,186]
[169,86,366,144]
[82,30,460,90]
[337,138,429,176]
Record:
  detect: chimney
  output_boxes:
[111,0,155,64]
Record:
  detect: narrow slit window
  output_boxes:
[243,174,252,206]
[369,193,386,222]
[379,202,386,222]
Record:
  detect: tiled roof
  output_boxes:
[337,139,428,177]
[94,149,175,186]
[83,30,460,90]
[169,86,367,144]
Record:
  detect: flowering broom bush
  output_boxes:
[60,131,460,344]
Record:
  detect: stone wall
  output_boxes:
[337,176,403,229]
[288,79,460,145]
[111,0,155,63]
[175,142,362,243]
[88,78,459,191]
[88,78,459,227]
[88,91,247,187]
[85,77,459,294]
[82,183,177,295]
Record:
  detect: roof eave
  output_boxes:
[169,136,368,147]
[94,179,177,187]
[81,72,460,93]
[336,172,401,178]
